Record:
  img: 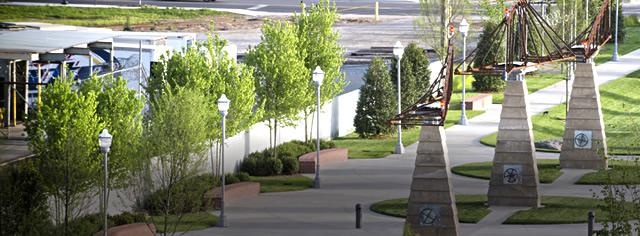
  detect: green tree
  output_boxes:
[245,20,309,149]
[294,0,346,141]
[80,76,145,190]
[143,86,211,235]
[471,21,506,92]
[25,76,102,235]
[416,0,469,60]
[390,42,431,110]
[0,160,53,236]
[354,58,397,138]
[479,0,505,24]
[149,35,260,141]
[149,35,261,177]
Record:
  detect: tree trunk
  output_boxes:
[268,119,273,150]
[304,111,309,142]
[274,119,278,159]
[64,153,70,236]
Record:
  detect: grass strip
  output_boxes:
[480,71,640,155]
[334,110,483,159]
[451,159,563,183]
[150,212,218,233]
[249,175,313,193]
[370,195,491,224]
[0,5,226,27]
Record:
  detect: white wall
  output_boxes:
[216,89,361,173]
[209,55,443,173]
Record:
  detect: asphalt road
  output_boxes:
[22,0,425,16]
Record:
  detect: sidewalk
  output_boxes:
[187,49,640,236]
[0,139,31,166]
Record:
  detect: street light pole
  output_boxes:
[393,41,405,154]
[504,7,510,80]
[459,19,470,126]
[612,0,619,61]
[312,66,324,188]
[98,129,112,236]
[217,94,230,227]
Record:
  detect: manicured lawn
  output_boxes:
[150,212,218,233]
[370,195,491,223]
[576,159,640,185]
[452,158,640,185]
[595,26,640,64]
[451,159,563,183]
[450,73,565,106]
[0,5,226,27]
[505,196,636,224]
[480,71,640,155]
[333,110,483,159]
[249,175,313,193]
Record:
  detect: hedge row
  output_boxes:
[142,172,250,215]
[240,139,336,176]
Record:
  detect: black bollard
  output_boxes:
[355,203,362,229]
[588,211,595,236]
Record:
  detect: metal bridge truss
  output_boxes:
[390,0,612,126]
[456,0,576,75]
[389,38,455,126]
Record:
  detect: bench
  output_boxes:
[298,148,348,174]
[464,93,492,110]
[203,181,261,210]
[93,223,156,236]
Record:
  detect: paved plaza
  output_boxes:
[187,49,640,236]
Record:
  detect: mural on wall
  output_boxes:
[26,49,120,104]
[28,49,118,85]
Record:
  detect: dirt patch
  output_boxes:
[337,16,376,24]
[109,15,265,32]
[108,14,376,33]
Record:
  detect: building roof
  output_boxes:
[0,29,114,54]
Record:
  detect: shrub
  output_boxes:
[240,139,336,176]
[0,161,52,236]
[317,139,337,150]
[472,21,505,92]
[239,155,259,175]
[264,158,283,176]
[225,173,240,185]
[276,140,313,159]
[110,212,147,226]
[390,42,431,109]
[241,155,283,176]
[281,157,300,175]
[236,171,251,182]
[617,5,627,43]
[354,57,397,138]
[473,75,505,92]
[57,212,147,235]
[143,174,214,215]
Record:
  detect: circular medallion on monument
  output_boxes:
[503,164,522,184]
[418,204,441,226]
[573,130,593,149]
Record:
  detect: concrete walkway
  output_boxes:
[188,49,640,236]
[0,125,32,166]
[187,50,640,235]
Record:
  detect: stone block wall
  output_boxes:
[560,62,608,169]
[487,79,541,207]
[404,126,459,236]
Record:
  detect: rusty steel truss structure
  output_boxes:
[389,38,455,126]
[390,0,612,126]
